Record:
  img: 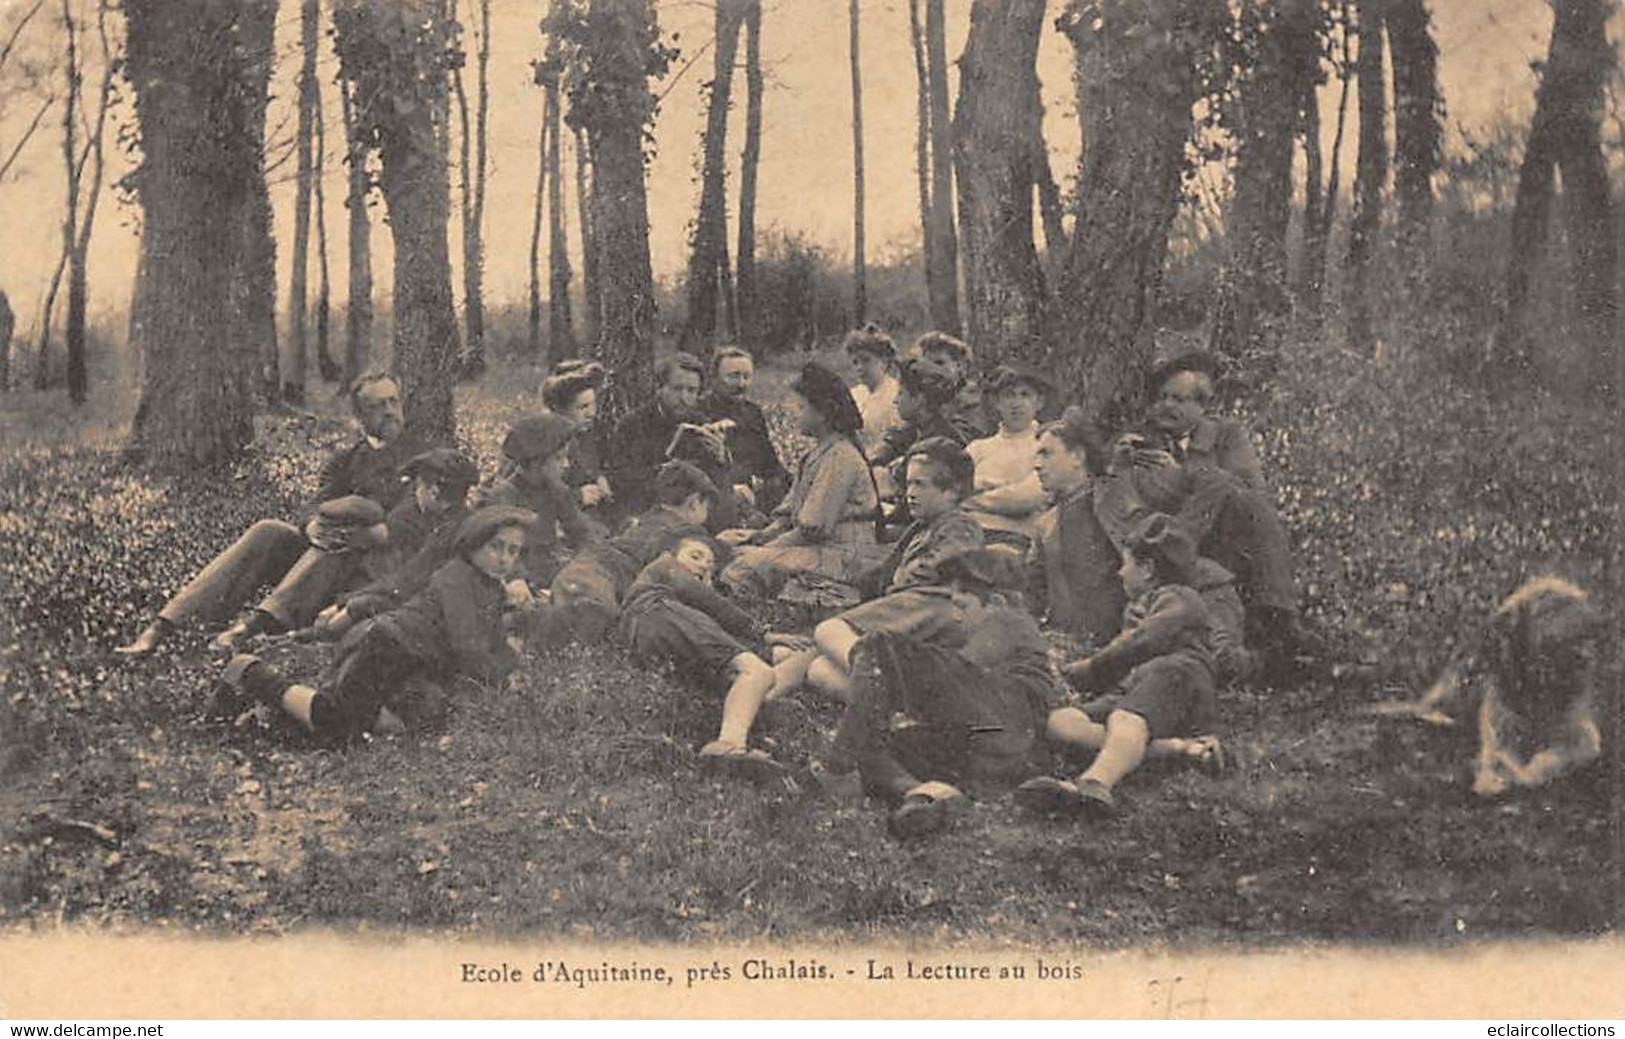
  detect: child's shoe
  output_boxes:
[209,654,280,720]
[887,781,965,840]
[1014,775,1117,820]
[1072,777,1116,819]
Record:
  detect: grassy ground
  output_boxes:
[0,335,1619,945]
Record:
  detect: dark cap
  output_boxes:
[400,448,480,496]
[454,505,538,558]
[843,323,897,361]
[1128,512,1198,572]
[936,544,1027,592]
[986,362,1054,399]
[502,413,577,465]
[314,494,388,527]
[897,356,960,407]
[790,362,863,437]
[653,459,722,505]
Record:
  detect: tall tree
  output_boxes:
[450,0,490,378]
[1344,0,1387,352]
[339,74,373,382]
[681,0,748,353]
[62,0,114,405]
[527,72,548,357]
[1386,0,1440,295]
[848,0,866,323]
[334,0,462,442]
[551,0,672,416]
[1300,0,1352,309]
[545,59,574,359]
[908,0,936,322]
[1209,0,1321,357]
[734,0,762,344]
[1053,0,1226,426]
[1493,0,1619,392]
[573,124,601,350]
[312,70,338,383]
[124,0,277,467]
[923,0,959,334]
[287,0,320,404]
[951,0,1047,365]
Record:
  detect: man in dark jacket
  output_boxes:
[605,352,707,523]
[701,346,789,518]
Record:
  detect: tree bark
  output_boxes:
[0,290,12,393]
[451,0,488,379]
[735,0,762,344]
[682,0,747,353]
[546,71,574,359]
[1493,0,1619,391]
[125,0,275,468]
[38,0,79,393]
[312,69,338,383]
[909,0,936,321]
[1301,0,1353,309]
[340,77,373,384]
[1345,0,1387,353]
[923,0,959,334]
[528,96,547,357]
[1054,0,1224,429]
[951,0,1047,366]
[1031,79,1067,287]
[1209,0,1319,357]
[334,0,461,442]
[849,0,867,324]
[1387,0,1440,294]
[65,0,114,406]
[288,0,320,404]
[574,125,601,351]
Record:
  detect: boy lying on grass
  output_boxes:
[804,436,984,702]
[814,544,1055,840]
[618,531,813,776]
[211,507,540,743]
[1016,513,1231,820]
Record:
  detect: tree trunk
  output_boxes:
[908,0,936,321]
[528,97,547,357]
[1387,0,1440,294]
[335,0,461,442]
[125,0,275,468]
[340,78,373,384]
[951,0,1047,366]
[1031,79,1067,287]
[1493,0,1619,392]
[1209,0,1319,357]
[923,0,959,334]
[287,0,319,405]
[1299,64,1323,302]
[574,125,602,352]
[1054,0,1223,429]
[1345,0,1387,353]
[65,0,114,406]
[682,0,746,353]
[41,0,78,394]
[312,70,339,382]
[546,73,575,359]
[735,0,762,343]
[1302,0,1353,309]
[849,0,867,324]
[0,290,12,393]
[451,0,488,379]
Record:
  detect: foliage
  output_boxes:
[331,0,459,162]
[541,0,676,153]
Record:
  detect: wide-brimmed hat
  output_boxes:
[986,362,1055,400]
[790,362,863,436]
[454,505,539,558]
[843,323,897,361]
[400,448,480,496]
[1127,512,1198,573]
[936,544,1027,592]
[897,356,960,407]
[502,413,577,465]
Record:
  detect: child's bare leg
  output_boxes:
[1047,706,1106,749]
[806,657,853,701]
[768,648,816,701]
[1078,710,1150,790]
[815,618,861,670]
[716,653,776,747]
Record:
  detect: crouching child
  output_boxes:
[619,532,813,776]
[213,507,539,743]
[1016,513,1230,820]
[817,545,1055,840]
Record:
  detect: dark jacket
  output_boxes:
[620,556,767,646]
[344,502,473,620]
[1070,583,1214,691]
[871,410,980,469]
[1027,485,1136,645]
[702,391,789,512]
[856,508,984,600]
[379,556,517,686]
[476,473,602,581]
[1128,416,1266,544]
[605,399,689,520]
[316,433,424,510]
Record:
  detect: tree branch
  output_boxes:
[0,0,47,75]
[0,91,55,181]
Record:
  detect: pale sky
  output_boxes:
[0,0,1573,339]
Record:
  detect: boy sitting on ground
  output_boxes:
[816,545,1056,840]
[1016,514,1231,820]
[475,413,603,583]
[805,437,984,702]
[213,507,540,744]
[619,532,814,775]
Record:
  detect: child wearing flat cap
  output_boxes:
[475,413,604,582]
[815,544,1056,840]
[213,507,541,743]
[1016,513,1230,820]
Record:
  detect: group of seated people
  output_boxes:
[113,327,1320,840]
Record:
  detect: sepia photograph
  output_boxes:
[0,0,1620,1020]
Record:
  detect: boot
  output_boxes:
[210,609,277,655]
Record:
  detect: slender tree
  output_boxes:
[1345,0,1387,352]
[287,0,320,404]
[923,0,959,333]
[1493,0,1619,392]
[848,0,866,323]
[35,0,78,392]
[546,60,574,359]
[1386,0,1440,294]
[1301,0,1352,308]
[1054,0,1227,426]
[63,0,114,405]
[339,74,373,382]
[1030,79,1067,285]
[124,0,278,467]
[450,0,490,378]
[908,0,936,320]
[734,0,762,343]
[0,290,12,393]
[334,0,462,442]
[312,70,338,382]
[527,76,548,356]
[682,0,748,353]
[952,0,1047,365]
[573,124,601,350]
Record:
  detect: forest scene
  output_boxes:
[0,0,1620,948]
